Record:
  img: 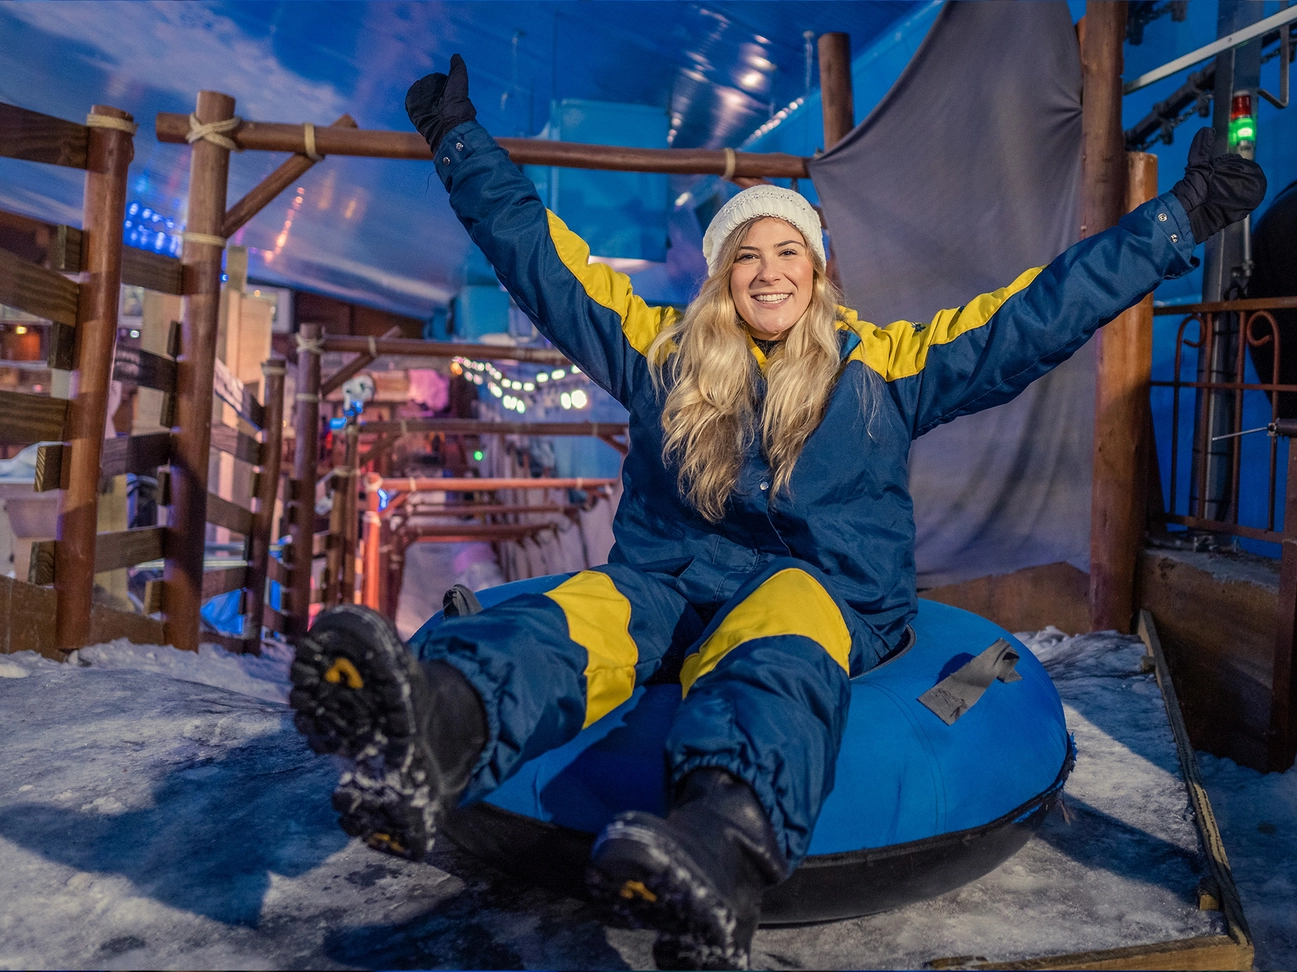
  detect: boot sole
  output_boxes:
[289,607,443,861]
[586,816,750,971]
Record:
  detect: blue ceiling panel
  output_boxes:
[0,1,921,318]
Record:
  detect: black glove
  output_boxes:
[405,53,477,152]
[1170,127,1267,243]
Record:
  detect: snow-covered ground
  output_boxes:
[0,626,1291,970]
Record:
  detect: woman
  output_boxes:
[290,56,1263,970]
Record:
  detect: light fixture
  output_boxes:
[13,326,26,335]
[561,392,572,410]
[536,373,548,383]
[1229,92,1256,159]
[571,389,588,409]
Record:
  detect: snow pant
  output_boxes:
[407,557,878,867]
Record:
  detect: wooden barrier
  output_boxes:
[0,101,133,651]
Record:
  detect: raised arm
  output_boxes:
[853,128,1265,438]
[408,58,671,406]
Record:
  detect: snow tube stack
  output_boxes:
[413,577,1073,923]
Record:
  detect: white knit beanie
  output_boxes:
[701,184,826,277]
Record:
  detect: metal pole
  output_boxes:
[165,91,235,652]
[54,104,133,652]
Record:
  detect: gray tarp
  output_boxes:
[809,1,1089,588]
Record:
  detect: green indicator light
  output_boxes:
[473,449,484,461]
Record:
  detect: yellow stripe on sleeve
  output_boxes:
[546,210,673,356]
[848,265,1046,381]
[679,569,851,696]
[544,570,640,728]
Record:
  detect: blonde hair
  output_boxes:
[647,216,855,522]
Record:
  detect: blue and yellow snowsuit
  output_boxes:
[409,120,1197,868]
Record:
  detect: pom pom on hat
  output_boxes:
[701,185,826,277]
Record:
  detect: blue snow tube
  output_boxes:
[414,577,1073,924]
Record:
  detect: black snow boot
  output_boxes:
[289,604,487,861]
[586,768,789,970]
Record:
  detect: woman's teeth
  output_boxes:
[754,293,790,303]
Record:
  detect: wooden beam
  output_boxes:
[1137,611,1255,959]
[28,525,167,586]
[288,322,323,638]
[340,421,360,603]
[155,112,811,178]
[165,90,235,654]
[101,431,171,479]
[47,321,75,371]
[213,355,265,429]
[1152,295,1297,315]
[209,423,262,465]
[0,390,68,444]
[222,114,357,238]
[202,564,249,600]
[120,247,183,295]
[0,245,80,326]
[0,102,88,169]
[359,418,627,437]
[1090,151,1156,633]
[401,503,580,517]
[245,357,286,640]
[321,334,569,365]
[1081,1,1130,633]
[206,492,254,536]
[319,325,401,398]
[0,209,83,271]
[113,345,177,393]
[405,523,553,542]
[379,476,617,493]
[818,33,855,150]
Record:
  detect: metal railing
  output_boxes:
[1152,295,1297,543]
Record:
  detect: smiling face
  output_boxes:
[728,217,816,341]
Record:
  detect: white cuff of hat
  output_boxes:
[701,185,826,277]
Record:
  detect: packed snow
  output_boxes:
[0,624,1291,969]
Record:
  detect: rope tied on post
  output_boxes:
[181,231,227,249]
[302,121,324,162]
[261,363,288,377]
[295,392,322,404]
[722,147,737,181]
[368,335,378,357]
[295,333,327,356]
[85,114,138,135]
[186,113,243,152]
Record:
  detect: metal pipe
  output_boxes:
[1124,4,1297,92]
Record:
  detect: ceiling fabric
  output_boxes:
[809,1,1088,588]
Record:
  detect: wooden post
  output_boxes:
[288,322,322,636]
[361,474,382,610]
[1081,2,1131,632]
[818,33,855,150]
[1090,152,1157,633]
[341,419,360,604]
[53,105,133,651]
[165,90,235,653]
[243,356,286,644]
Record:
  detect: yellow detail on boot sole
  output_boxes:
[324,657,364,690]
[619,879,658,902]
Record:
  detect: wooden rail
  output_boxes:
[359,419,627,437]
[321,334,569,365]
[377,476,617,493]
[155,112,810,178]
